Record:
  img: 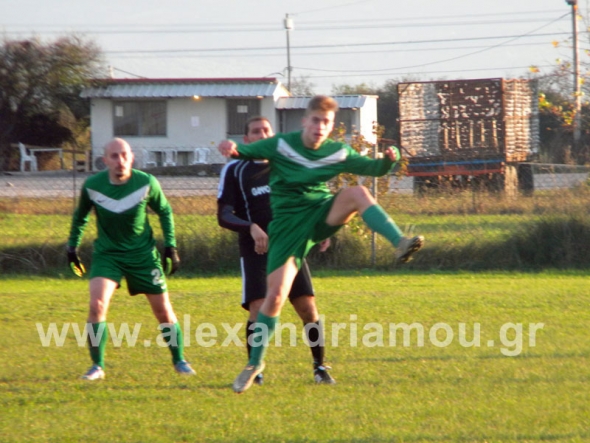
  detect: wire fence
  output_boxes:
[1,162,590,274]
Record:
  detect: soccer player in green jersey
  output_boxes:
[218,116,335,386]
[218,95,424,393]
[67,138,195,380]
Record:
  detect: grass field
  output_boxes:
[1,271,589,442]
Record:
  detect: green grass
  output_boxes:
[1,272,589,442]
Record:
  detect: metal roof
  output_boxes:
[275,95,376,110]
[81,78,289,99]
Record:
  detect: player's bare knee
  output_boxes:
[350,185,374,203]
[87,303,106,322]
[338,186,375,211]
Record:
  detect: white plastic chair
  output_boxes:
[163,149,177,167]
[192,147,210,164]
[142,149,157,168]
[18,142,38,172]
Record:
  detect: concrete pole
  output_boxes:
[567,0,581,151]
[284,14,294,92]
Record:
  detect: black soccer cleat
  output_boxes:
[314,364,336,384]
[254,373,264,386]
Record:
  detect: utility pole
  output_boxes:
[284,14,294,92]
[566,0,581,152]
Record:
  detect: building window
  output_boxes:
[334,109,355,133]
[227,99,261,136]
[113,101,167,136]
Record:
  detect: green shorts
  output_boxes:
[267,195,343,274]
[89,247,167,295]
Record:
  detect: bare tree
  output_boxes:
[289,75,316,96]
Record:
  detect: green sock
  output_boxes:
[361,204,404,247]
[248,312,278,367]
[88,322,108,369]
[161,322,185,364]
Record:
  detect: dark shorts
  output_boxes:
[240,253,314,311]
[89,247,167,296]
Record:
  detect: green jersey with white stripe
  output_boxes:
[235,131,396,218]
[68,169,176,255]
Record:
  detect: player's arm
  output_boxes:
[217,163,268,253]
[147,175,176,247]
[218,136,277,161]
[217,202,253,233]
[218,204,268,254]
[216,162,252,234]
[343,144,399,177]
[66,185,92,276]
[147,176,179,275]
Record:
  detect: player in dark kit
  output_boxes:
[217,116,334,386]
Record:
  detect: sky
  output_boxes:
[1,0,588,94]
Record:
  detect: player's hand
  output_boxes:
[218,140,238,158]
[164,247,180,275]
[384,146,400,162]
[318,238,331,253]
[250,223,268,254]
[66,246,86,277]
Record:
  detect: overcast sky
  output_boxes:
[1,0,587,94]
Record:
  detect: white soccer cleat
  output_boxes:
[81,364,105,381]
[232,362,265,394]
[395,235,424,263]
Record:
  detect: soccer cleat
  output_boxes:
[394,235,424,263]
[174,360,196,375]
[253,373,264,386]
[81,364,105,381]
[232,362,265,394]
[314,365,336,384]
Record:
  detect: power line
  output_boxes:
[303,64,557,81]
[294,12,570,74]
[102,32,573,55]
[106,41,556,60]
[1,12,570,35]
[293,0,376,16]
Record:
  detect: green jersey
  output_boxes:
[68,169,176,255]
[235,131,397,272]
[235,131,395,218]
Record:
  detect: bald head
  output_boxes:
[103,138,134,183]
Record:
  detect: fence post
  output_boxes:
[371,143,377,267]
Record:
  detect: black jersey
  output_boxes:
[217,160,272,255]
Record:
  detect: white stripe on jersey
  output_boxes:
[217,159,239,199]
[277,138,347,169]
[235,162,253,223]
[87,185,149,213]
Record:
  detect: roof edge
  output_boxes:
[92,77,279,84]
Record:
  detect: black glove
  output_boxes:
[164,247,180,275]
[67,246,86,277]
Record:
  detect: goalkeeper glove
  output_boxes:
[164,247,180,275]
[67,246,86,277]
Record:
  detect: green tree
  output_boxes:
[0,35,105,171]
[332,80,399,140]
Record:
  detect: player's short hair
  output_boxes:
[244,116,271,136]
[306,95,339,115]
